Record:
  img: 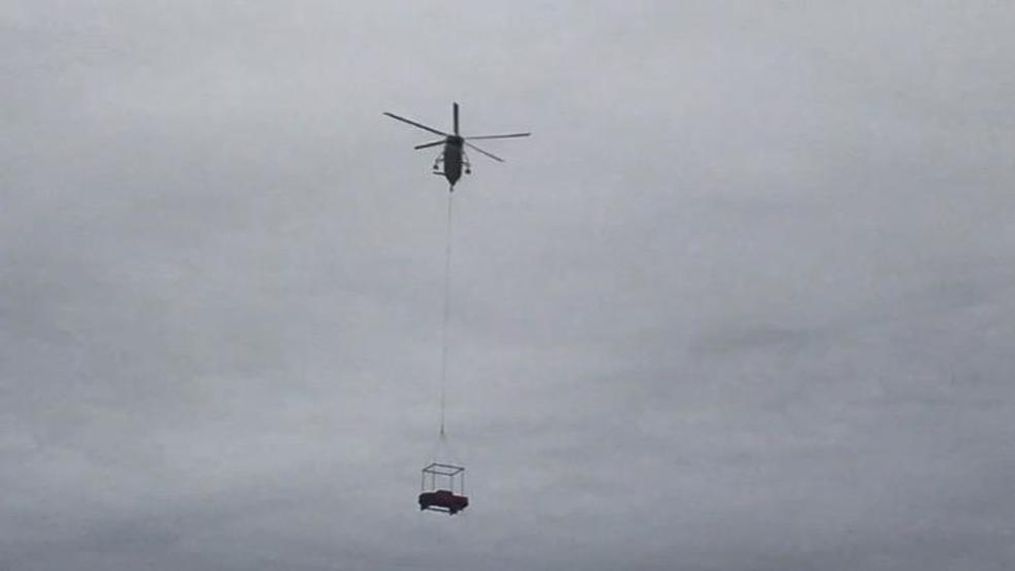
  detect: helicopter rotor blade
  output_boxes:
[464,133,531,140]
[382,112,449,137]
[414,140,446,150]
[465,141,505,163]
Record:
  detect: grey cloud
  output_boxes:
[2,1,1014,569]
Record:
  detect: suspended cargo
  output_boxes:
[418,462,469,515]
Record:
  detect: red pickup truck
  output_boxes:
[419,489,469,515]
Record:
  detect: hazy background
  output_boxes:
[3,1,1014,569]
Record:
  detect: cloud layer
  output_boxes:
[2,1,1014,569]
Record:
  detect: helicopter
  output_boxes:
[383,102,530,191]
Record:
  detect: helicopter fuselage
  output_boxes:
[441,136,465,189]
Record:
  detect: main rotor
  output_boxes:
[383,102,530,163]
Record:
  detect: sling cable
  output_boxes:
[417,193,469,515]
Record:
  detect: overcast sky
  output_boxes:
[3,1,1015,569]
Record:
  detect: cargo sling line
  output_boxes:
[417,191,469,516]
[439,192,454,441]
